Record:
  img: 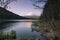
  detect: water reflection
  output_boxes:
[0,20,45,40]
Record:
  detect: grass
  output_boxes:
[0,30,16,40]
[0,30,39,40]
[18,37,28,40]
[32,20,60,40]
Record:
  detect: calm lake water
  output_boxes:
[0,20,45,40]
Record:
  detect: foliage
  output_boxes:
[18,37,28,40]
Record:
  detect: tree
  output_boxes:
[0,0,16,9]
[31,0,47,9]
[32,0,60,39]
[32,0,60,31]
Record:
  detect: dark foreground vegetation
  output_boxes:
[32,0,60,40]
[39,0,60,40]
[0,30,16,40]
[0,30,40,40]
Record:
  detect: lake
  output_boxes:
[0,20,45,40]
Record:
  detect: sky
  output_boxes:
[7,0,46,16]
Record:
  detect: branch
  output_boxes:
[37,0,47,2]
[4,0,16,9]
[33,4,44,9]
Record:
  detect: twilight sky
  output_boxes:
[7,0,46,16]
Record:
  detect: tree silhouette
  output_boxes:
[0,0,16,9]
[32,0,60,30]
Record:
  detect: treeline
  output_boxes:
[40,0,60,21]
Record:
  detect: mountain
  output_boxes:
[24,15,39,19]
[0,7,28,19]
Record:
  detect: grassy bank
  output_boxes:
[0,30,40,40]
[32,20,60,40]
[0,30,16,40]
